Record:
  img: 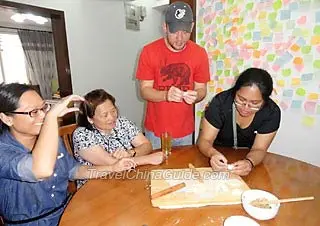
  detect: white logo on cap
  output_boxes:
[175,9,186,20]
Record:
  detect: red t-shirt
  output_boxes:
[136,38,210,138]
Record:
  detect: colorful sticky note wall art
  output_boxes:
[302,115,316,127]
[196,0,320,126]
[291,100,303,109]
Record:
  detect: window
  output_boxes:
[0,32,29,84]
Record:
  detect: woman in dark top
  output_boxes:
[197,68,281,176]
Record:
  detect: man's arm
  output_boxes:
[194,82,207,103]
[139,80,167,102]
[139,80,184,103]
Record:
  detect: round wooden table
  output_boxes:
[60,146,320,226]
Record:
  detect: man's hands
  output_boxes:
[167,86,183,102]
[166,86,197,104]
[183,90,197,104]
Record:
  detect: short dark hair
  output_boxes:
[232,68,273,102]
[78,89,116,130]
[0,83,38,133]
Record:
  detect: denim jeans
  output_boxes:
[145,129,193,150]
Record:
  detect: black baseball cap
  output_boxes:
[165,1,194,33]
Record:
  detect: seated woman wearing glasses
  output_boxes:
[197,68,281,176]
[73,89,164,188]
[0,83,136,225]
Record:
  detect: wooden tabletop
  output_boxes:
[59,146,320,226]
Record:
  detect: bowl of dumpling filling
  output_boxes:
[241,189,280,220]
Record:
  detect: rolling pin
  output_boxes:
[151,182,186,200]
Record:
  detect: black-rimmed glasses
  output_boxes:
[7,103,51,118]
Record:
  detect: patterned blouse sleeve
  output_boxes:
[72,127,100,152]
[119,117,141,143]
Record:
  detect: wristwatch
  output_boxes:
[131,149,136,157]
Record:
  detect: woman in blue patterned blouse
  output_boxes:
[73,89,164,188]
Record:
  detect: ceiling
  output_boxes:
[0,6,52,32]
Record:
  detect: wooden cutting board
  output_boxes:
[150,167,250,209]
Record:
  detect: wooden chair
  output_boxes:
[59,123,78,194]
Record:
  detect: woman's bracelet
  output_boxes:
[131,149,136,157]
[245,157,254,169]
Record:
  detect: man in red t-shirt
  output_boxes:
[136,1,210,149]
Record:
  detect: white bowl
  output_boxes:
[241,189,280,221]
[224,215,260,226]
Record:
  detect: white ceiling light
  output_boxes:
[10,14,24,23]
[11,13,48,25]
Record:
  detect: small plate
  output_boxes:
[224,215,260,226]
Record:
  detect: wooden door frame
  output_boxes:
[0,1,73,97]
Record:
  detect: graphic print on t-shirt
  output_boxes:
[160,63,190,91]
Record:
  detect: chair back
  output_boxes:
[59,123,77,156]
[58,123,78,193]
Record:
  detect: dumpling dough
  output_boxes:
[227,164,234,170]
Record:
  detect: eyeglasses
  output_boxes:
[234,98,262,111]
[7,103,51,118]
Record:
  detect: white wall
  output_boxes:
[10,0,164,127]
[269,111,320,167]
